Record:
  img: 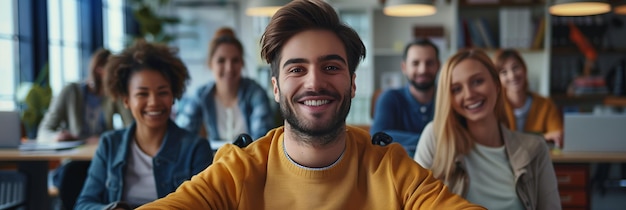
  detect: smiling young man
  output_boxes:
[137,0,483,209]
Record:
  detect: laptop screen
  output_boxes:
[0,111,22,148]
[563,114,626,152]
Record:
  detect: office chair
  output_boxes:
[233,134,254,148]
[0,170,27,210]
[58,161,90,210]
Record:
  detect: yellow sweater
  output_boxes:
[504,92,563,135]
[138,126,484,210]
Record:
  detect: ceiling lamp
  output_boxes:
[549,0,611,16]
[615,0,626,14]
[383,0,436,17]
[246,0,290,17]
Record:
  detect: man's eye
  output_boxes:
[324,66,339,71]
[288,67,303,73]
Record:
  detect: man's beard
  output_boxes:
[409,77,435,92]
[279,88,351,147]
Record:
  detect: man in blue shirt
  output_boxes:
[371,39,440,157]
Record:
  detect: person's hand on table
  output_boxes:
[544,131,563,148]
[85,135,100,145]
[56,130,78,142]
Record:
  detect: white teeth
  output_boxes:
[303,100,330,106]
[146,111,162,116]
[466,101,483,109]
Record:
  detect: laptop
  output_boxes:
[563,113,626,152]
[0,110,85,151]
[18,139,85,151]
[0,111,22,148]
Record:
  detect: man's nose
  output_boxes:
[304,68,326,91]
[417,63,427,73]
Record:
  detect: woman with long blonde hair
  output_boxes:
[414,49,560,210]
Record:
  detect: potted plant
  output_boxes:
[128,0,180,43]
[17,63,52,139]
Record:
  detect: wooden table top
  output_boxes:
[551,150,626,163]
[0,143,97,161]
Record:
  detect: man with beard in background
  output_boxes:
[371,39,441,157]
[136,1,482,209]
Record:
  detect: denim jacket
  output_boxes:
[175,78,275,140]
[75,120,213,210]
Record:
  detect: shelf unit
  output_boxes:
[549,13,626,109]
[455,0,551,95]
[330,0,555,123]
[604,96,626,107]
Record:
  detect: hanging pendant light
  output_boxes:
[246,0,290,17]
[383,0,436,17]
[549,0,611,16]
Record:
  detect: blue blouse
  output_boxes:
[175,78,275,141]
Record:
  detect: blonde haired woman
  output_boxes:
[414,49,560,210]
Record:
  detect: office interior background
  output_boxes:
[3,0,626,120]
[2,0,626,209]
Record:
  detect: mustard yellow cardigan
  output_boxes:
[504,92,563,135]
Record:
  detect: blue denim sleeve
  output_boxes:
[190,137,213,175]
[175,97,203,134]
[248,87,275,140]
[75,136,113,210]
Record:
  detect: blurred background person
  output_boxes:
[414,49,560,209]
[493,49,563,148]
[176,27,274,143]
[76,40,213,209]
[35,49,134,206]
[36,48,133,143]
[370,39,440,157]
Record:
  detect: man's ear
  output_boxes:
[400,61,407,75]
[351,74,356,98]
[272,77,280,103]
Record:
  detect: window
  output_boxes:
[0,0,17,110]
[103,0,125,53]
[48,0,81,96]
[340,10,372,125]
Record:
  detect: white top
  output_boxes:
[123,139,158,207]
[214,97,248,141]
[464,143,524,210]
